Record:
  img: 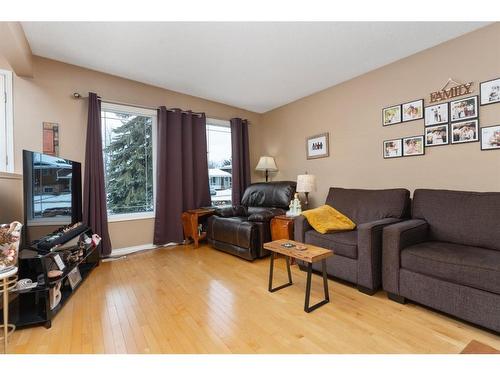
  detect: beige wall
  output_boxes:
[0,55,262,249]
[258,23,500,208]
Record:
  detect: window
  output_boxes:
[206,119,232,206]
[101,103,156,221]
[0,69,13,172]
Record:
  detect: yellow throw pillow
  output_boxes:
[302,205,356,234]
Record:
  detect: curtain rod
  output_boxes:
[72,92,224,119]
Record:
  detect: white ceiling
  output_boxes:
[22,22,488,113]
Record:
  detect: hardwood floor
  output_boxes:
[8,244,500,354]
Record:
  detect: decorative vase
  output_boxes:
[0,221,23,274]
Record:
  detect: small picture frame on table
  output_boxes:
[402,99,424,122]
[306,132,329,159]
[382,105,402,126]
[402,135,425,157]
[383,139,403,159]
[67,267,82,290]
[480,78,500,106]
[480,125,500,151]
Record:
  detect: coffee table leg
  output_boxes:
[268,253,293,293]
[304,259,330,313]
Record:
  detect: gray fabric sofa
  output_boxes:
[295,187,410,294]
[382,189,500,333]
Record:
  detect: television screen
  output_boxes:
[22,150,82,245]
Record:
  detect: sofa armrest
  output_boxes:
[215,205,248,217]
[382,219,429,295]
[294,215,312,243]
[356,218,402,292]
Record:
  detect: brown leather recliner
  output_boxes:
[207,181,296,260]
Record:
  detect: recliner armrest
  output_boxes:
[215,205,248,217]
[247,210,276,222]
[382,219,429,295]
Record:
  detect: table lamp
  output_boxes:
[296,173,316,209]
[255,156,278,182]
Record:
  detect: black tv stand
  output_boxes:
[10,226,100,329]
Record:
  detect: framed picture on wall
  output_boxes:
[424,103,449,126]
[451,119,479,144]
[402,135,425,156]
[383,139,403,159]
[480,78,500,106]
[425,124,449,147]
[480,125,500,150]
[402,99,424,122]
[306,132,329,159]
[382,105,402,126]
[450,96,478,122]
[42,122,60,156]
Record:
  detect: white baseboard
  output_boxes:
[110,242,179,257]
[111,243,157,257]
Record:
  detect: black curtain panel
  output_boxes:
[154,107,211,245]
[230,118,251,205]
[83,92,112,257]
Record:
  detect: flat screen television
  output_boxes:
[22,150,82,246]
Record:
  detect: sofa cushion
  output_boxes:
[325,188,410,224]
[412,189,500,251]
[305,229,358,259]
[401,241,500,294]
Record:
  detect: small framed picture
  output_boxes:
[450,96,478,122]
[402,99,424,122]
[53,254,66,270]
[480,125,500,151]
[382,105,401,126]
[383,139,403,159]
[306,132,329,159]
[402,135,425,157]
[451,119,479,144]
[67,267,82,290]
[480,78,500,106]
[425,124,449,147]
[424,103,449,126]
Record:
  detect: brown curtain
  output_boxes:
[230,118,251,205]
[83,92,112,256]
[153,107,211,245]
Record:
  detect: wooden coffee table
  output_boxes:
[263,239,333,313]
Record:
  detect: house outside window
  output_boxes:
[206,119,232,206]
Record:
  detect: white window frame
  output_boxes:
[101,102,157,222]
[0,69,14,173]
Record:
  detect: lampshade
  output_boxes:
[296,174,316,193]
[255,156,278,171]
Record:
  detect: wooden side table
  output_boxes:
[270,215,296,241]
[181,208,216,248]
[264,240,332,313]
[0,267,18,354]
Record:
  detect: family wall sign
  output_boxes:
[429,78,474,103]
